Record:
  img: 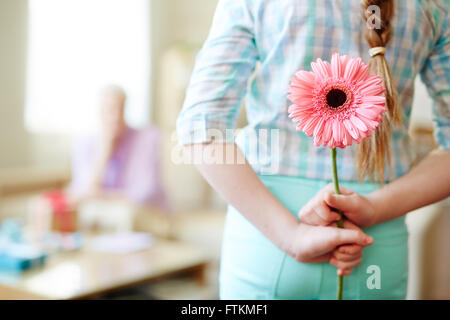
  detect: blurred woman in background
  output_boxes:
[69,85,169,212]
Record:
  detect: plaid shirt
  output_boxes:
[177,0,449,182]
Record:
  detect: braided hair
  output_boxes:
[357,0,403,183]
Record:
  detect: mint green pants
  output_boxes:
[219,175,408,300]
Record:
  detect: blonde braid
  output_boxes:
[358,0,402,183]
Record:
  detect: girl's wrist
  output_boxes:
[366,190,389,226]
[276,213,302,257]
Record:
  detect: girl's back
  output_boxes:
[176,0,450,301]
[178,0,449,181]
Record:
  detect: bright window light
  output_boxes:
[26,0,151,134]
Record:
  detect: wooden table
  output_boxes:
[0,239,209,300]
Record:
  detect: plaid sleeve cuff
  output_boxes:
[176,119,237,145]
[431,94,450,150]
[435,125,450,151]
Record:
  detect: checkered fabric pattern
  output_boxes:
[177,0,449,182]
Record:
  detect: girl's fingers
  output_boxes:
[303,253,332,263]
[338,244,363,255]
[315,204,341,224]
[309,210,330,226]
[337,268,352,276]
[325,183,354,195]
[332,228,373,247]
[324,192,358,213]
[299,203,331,226]
[333,250,362,262]
[330,257,363,271]
[299,210,329,226]
[337,185,355,195]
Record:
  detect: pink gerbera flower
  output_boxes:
[287,53,386,149]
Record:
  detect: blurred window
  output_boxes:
[25,0,151,134]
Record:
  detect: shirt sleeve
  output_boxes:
[176,0,258,145]
[419,6,450,150]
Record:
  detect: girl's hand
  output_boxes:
[329,220,367,276]
[284,221,373,264]
[298,183,378,228]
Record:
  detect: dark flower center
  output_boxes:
[326,89,347,108]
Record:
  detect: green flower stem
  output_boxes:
[331,148,344,300]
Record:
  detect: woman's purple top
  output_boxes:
[69,126,169,211]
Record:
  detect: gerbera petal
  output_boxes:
[288,104,299,114]
[338,122,347,146]
[292,111,312,120]
[353,63,370,84]
[302,117,319,136]
[356,130,372,143]
[328,138,338,149]
[289,111,315,120]
[292,71,317,89]
[331,53,343,78]
[287,86,315,96]
[289,106,316,116]
[355,107,380,120]
[295,70,313,79]
[291,112,314,123]
[359,103,386,113]
[340,55,349,71]
[357,74,383,93]
[297,117,315,136]
[322,120,332,145]
[288,83,315,94]
[287,92,314,105]
[311,59,332,79]
[343,119,360,140]
[357,114,380,131]
[314,133,322,146]
[289,105,314,118]
[360,95,386,106]
[295,70,316,83]
[344,57,361,81]
[360,85,385,96]
[342,126,353,146]
[313,117,326,140]
[332,120,341,143]
[350,115,368,132]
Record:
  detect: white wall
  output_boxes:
[150,0,218,122]
[0,0,31,168]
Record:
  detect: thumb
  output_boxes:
[324,192,357,213]
[333,228,373,247]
